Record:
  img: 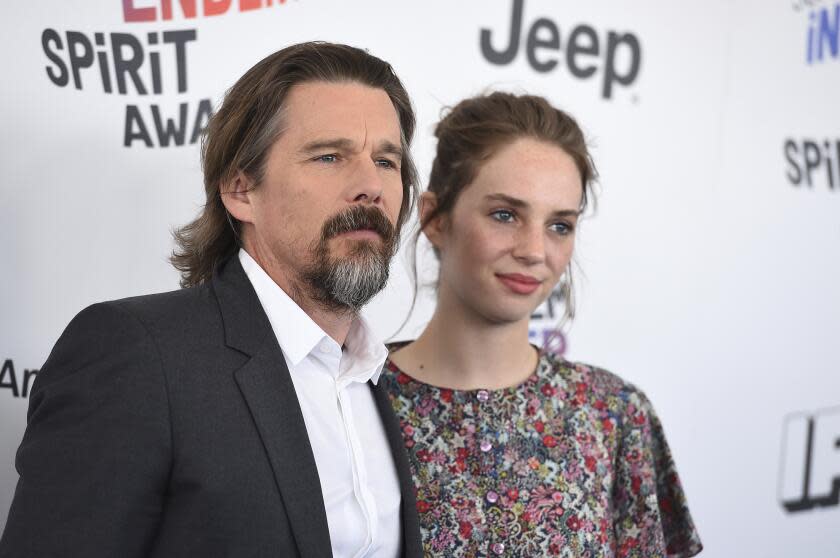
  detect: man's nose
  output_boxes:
[348,158,384,204]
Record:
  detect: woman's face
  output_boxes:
[429,137,583,326]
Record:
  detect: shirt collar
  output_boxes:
[238,249,387,384]
[342,312,387,384]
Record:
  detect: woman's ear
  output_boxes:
[419,191,446,249]
[220,171,256,225]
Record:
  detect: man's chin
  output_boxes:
[329,238,391,261]
[305,255,391,313]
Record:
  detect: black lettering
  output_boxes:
[94,33,112,93]
[152,103,188,146]
[836,140,840,189]
[783,417,816,512]
[41,29,68,87]
[566,25,599,79]
[67,31,94,90]
[148,32,162,95]
[0,359,20,398]
[546,290,561,318]
[825,141,836,189]
[814,480,840,508]
[781,408,840,512]
[803,140,821,187]
[190,98,213,144]
[163,30,197,93]
[784,140,802,185]
[22,369,38,398]
[150,51,162,94]
[480,0,523,65]
[603,31,641,99]
[124,105,153,147]
[112,33,147,95]
[526,18,560,73]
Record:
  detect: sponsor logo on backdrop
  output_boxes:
[40,1,294,148]
[479,0,642,100]
[528,285,567,355]
[0,360,38,399]
[783,137,840,190]
[792,0,840,64]
[778,405,840,512]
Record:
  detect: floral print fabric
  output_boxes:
[381,351,702,557]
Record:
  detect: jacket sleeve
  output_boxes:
[0,302,172,558]
[612,388,703,558]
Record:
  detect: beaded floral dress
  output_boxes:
[381,350,702,557]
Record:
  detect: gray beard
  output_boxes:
[302,241,391,314]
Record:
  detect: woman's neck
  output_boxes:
[391,294,539,390]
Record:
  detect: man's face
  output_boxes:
[236,80,405,311]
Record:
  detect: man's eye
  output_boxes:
[375,158,397,169]
[490,209,515,223]
[315,154,338,163]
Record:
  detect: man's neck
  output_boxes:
[244,245,354,345]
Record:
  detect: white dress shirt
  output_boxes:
[239,249,402,558]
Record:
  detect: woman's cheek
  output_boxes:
[551,239,575,269]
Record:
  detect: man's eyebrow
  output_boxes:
[484,193,581,217]
[299,138,355,154]
[299,138,403,160]
[377,140,403,160]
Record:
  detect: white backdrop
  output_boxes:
[2,1,839,556]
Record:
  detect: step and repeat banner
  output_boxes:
[1,1,838,556]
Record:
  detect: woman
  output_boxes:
[382,92,702,557]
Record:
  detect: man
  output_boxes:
[0,42,421,558]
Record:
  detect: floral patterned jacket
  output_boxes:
[381,351,702,557]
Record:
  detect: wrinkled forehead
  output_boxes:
[278,80,403,149]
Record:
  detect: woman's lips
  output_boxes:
[496,273,541,295]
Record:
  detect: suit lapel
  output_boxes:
[235,344,332,558]
[370,381,422,558]
[214,257,331,558]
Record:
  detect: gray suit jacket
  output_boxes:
[0,256,422,558]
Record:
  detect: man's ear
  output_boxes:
[419,191,447,249]
[220,171,256,225]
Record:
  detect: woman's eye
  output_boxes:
[550,222,574,235]
[490,210,515,223]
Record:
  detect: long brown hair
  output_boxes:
[171,41,418,287]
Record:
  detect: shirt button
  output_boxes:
[476,389,490,402]
[491,542,505,555]
[480,440,493,452]
[486,490,499,503]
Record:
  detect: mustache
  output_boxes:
[322,205,395,242]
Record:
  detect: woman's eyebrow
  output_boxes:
[484,193,528,208]
[484,193,580,217]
